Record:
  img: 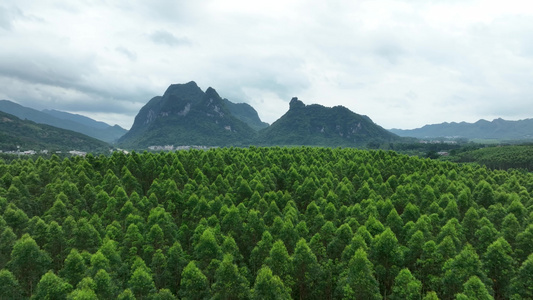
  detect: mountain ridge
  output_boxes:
[0,110,110,152]
[0,100,127,143]
[389,118,533,140]
[119,82,401,149]
[257,97,399,147]
[118,81,258,148]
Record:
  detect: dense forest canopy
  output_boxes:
[0,147,531,299]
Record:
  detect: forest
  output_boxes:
[0,147,531,299]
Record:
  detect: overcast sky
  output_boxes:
[1,0,533,130]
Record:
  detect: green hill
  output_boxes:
[0,110,110,152]
[223,99,269,131]
[0,100,127,143]
[257,97,400,147]
[118,82,258,148]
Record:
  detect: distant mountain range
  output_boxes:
[0,100,127,143]
[0,110,110,152]
[389,118,533,140]
[118,82,400,149]
[4,81,532,151]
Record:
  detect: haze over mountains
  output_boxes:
[1,81,532,151]
[0,110,109,152]
[390,118,533,140]
[0,100,127,144]
[118,82,399,148]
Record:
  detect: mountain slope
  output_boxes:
[118,82,258,148]
[0,110,110,152]
[257,97,399,146]
[390,118,533,140]
[0,100,127,143]
[42,109,111,130]
[223,99,269,130]
[42,109,128,143]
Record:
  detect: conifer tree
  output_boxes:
[336,248,381,300]
[0,269,21,300]
[211,254,251,300]
[179,261,210,300]
[8,233,51,296]
[252,266,291,300]
[33,270,72,300]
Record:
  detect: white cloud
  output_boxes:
[0,0,532,130]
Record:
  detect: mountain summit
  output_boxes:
[118,82,259,148]
[257,98,399,146]
[119,82,400,149]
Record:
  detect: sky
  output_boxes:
[1,0,533,130]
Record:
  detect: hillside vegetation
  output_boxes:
[452,144,533,171]
[0,147,531,299]
[0,111,110,153]
[0,100,127,143]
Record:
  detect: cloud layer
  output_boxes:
[1,0,532,129]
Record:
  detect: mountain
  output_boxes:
[256,97,400,147]
[223,99,269,131]
[42,109,111,130]
[118,81,258,148]
[0,110,110,152]
[42,109,128,143]
[0,100,127,143]
[389,118,533,140]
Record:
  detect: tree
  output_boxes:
[252,266,291,300]
[473,180,495,208]
[0,269,21,300]
[501,213,520,248]
[151,249,168,290]
[461,276,494,300]
[249,231,273,276]
[336,248,381,300]
[390,268,422,300]
[8,234,51,296]
[211,254,251,300]
[483,237,515,300]
[179,261,210,300]
[94,269,116,300]
[513,253,533,300]
[166,241,189,294]
[292,238,321,300]
[33,270,73,300]
[265,240,293,289]
[60,249,88,287]
[117,288,136,300]
[129,267,156,300]
[153,289,177,300]
[441,244,491,299]
[370,228,401,298]
[0,227,16,269]
[194,228,221,269]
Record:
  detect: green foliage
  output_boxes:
[0,147,531,299]
[252,266,291,300]
[455,144,533,171]
[179,261,210,300]
[8,233,51,296]
[337,248,381,300]
[0,269,21,299]
[32,270,72,300]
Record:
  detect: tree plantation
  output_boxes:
[0,147,531,299]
